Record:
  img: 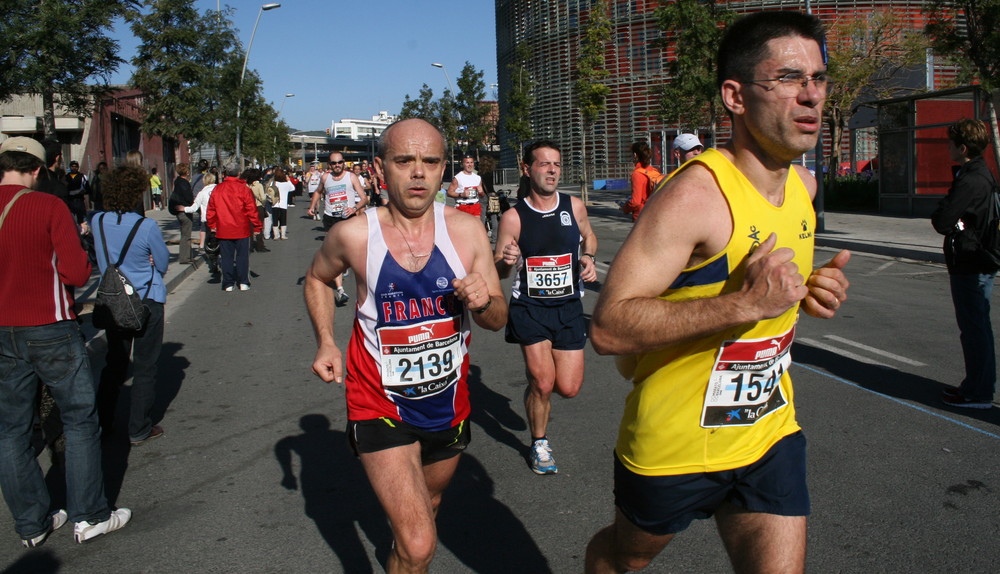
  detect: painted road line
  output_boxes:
[795,362,1000,441]
[823,335,927,367]
[864,261,896,276]
[796,337,893,368]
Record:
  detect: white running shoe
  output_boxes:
[530,439,558,475]
[239,284,250,291]
[74,508,132,544]
[22,509,67,548]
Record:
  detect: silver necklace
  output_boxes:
[388,214,431,260]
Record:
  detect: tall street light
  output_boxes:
[273,94,294,164]
[236,2,281,168]
[431,62,456,177]
[430,62,454,93]
[277,93,294,119]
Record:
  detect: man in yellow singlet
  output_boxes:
[584,11,851,574]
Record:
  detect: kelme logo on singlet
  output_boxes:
[799,219,813,240]
[560,211,571,226]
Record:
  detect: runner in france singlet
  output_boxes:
[322,172,353,218]
[616,148,815,476]
[345,203,472,431]
[511,192,583,307]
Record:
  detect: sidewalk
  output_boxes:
[578,186,945,264]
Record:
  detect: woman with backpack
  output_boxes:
[90,165,169,445]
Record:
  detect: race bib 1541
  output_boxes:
[700,328,794,428]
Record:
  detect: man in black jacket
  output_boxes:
[932,118,998,409]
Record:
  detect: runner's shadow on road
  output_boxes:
[438,454,552,573]
[274,414,392,573]
[1,549,60,574]
[99,342,190,507]
[468,365,528,457]
[793,342,1000,426]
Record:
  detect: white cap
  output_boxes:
[672,133,703,152]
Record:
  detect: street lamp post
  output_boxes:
[431,62,456,177]
[273,93,294,163]
[235,2,281,169]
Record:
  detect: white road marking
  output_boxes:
[796,337,893,368]
[823,335,927,366]
[865,261,896,276]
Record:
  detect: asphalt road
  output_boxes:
[3,203,1000,573]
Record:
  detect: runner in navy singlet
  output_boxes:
[494,140,598,475]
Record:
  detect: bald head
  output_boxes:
[377,118,446,160]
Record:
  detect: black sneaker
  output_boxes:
[941,392,992,409]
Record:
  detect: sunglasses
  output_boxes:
[330,160,345,165]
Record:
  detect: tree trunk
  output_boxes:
[42,90,57,141]
[988,90,1000,172]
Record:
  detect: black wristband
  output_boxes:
[582,253,596,261]
[472,298,492,314]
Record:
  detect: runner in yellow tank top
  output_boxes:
[585,11,852,574]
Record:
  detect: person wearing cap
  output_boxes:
[304,162,322,221]
[672,133,705,167]
[0,137,133,547]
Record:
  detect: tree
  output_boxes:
[574,0,612,204]
[437,90,461,177]
[130,1,240,146]
[652,0,735,142]
[505,43,535,163]
[399,84,438,121]
[826,12,927,175]
[925,0,1000,167]
[1,0,140,139]
[455,62,490,158]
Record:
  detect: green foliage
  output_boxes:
[505,43,535,159]
[0,0,140,138]
[399,84,438,121]
[130,0,240,143]
[574,0,612,125]
[651,0,734,134]
[826,12,927,170]
[455,62,490,154]
[924,0,1000,93]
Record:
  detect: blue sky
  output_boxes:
[108,0,499,132]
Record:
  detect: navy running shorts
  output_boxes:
[504,298,586,350]
[348,418,470,464]
[614,431,810,535]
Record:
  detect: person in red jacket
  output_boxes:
[0,137,132,547]
[207,164,261,292]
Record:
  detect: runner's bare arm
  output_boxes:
[591,169,808,356]
[447,178,461,198]
[493,207,521,279]
[308,174,324,216]
[571,196,599,283]
[304,221,354,383]
[450,213,508,330]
